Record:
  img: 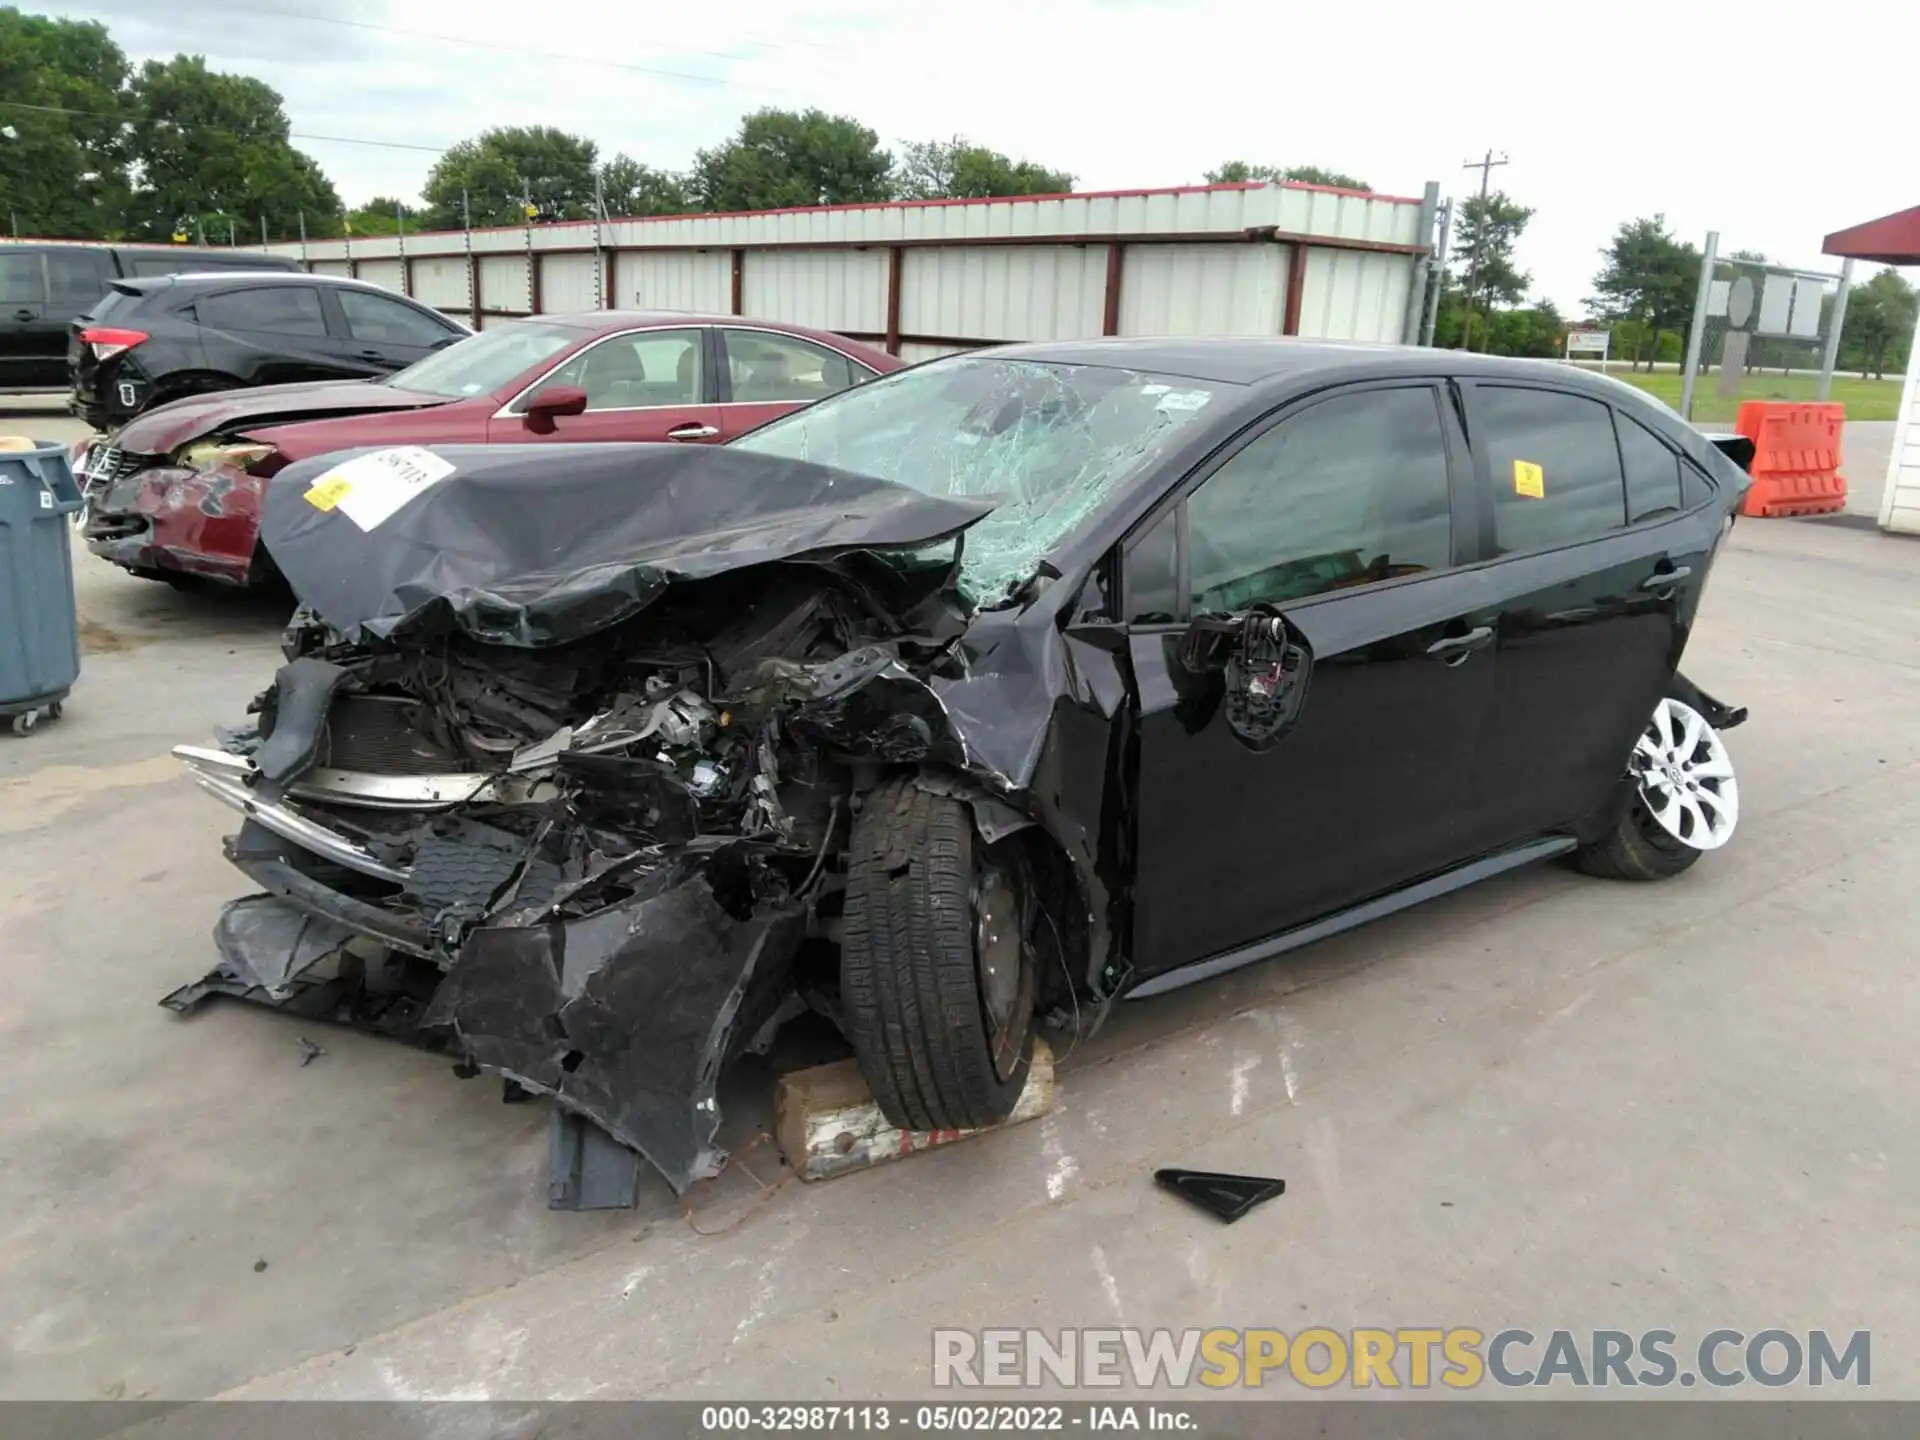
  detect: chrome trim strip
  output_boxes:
[180,763,411,883]
[174,744,494,810]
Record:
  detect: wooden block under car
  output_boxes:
[775,1039,1055,1182]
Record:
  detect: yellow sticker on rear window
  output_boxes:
[1513,459,1545,499]
[305,476,352,512]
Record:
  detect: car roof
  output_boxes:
[986,336,1411,384]
[978,336,1674,404]
[114,271,416,295]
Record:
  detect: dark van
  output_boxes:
[0,243,300,389]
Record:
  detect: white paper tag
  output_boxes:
[39,489,52,509]
[305,447,457,532]
[1155,390,1212,413]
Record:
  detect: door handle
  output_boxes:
[355,349,386,361]
[13,309,33,322]
[666,422,720,441]
[1639,565,1693,591]
[1426,625,1494,664]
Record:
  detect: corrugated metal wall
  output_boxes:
[1120,243,1289,336]
[743,248,888,335]
[274,181,1439,350]
[900,246,1107,343]
[1296,249,1415,341]
[625,251,731,312]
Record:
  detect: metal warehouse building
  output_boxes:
[270,179,1444,359]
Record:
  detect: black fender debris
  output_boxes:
[1154,1168,1285,1223]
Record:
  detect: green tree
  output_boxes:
[1841,268,1918,380]
[123,56,340,242]
[1587,215,1701,371]
[1451,190,1532,323]
[343,196,419,236]
[421,126,599,229]
[0,8,131,237]
[1203,161,1371,190]
[893,137,1073,199]
[597,154,690,218]
[692,108,892,212]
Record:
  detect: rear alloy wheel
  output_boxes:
[1574,695,1739,881]
[841,778,1037,1132]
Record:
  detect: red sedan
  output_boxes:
[79,312,903,588]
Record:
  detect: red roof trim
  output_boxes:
[1822,204,1920,264]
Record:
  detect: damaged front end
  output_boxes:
[168,443,1022,1194]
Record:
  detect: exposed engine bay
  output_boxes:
[166,443,1098,1197]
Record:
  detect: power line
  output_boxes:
[0,98,452,155]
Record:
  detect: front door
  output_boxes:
[489,326,725,444]
[327,287,463,374]
[1453,383,1714,854]
[1122,382,1499,978]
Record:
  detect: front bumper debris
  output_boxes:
[83,462,266,585]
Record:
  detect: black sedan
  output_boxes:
[167,338,1750,1196]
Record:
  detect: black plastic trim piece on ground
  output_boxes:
[1154,1168,1286,1223]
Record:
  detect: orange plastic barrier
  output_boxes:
[1732,401,1847,518]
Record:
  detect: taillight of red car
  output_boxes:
[79,326,149,362]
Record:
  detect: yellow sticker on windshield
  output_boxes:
[1512,459,1545,499]
[305,476,352,512]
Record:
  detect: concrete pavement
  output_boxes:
[0,406,1915,1403]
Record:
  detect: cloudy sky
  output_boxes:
[60,0,1917,309]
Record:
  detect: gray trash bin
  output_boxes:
[0,439,83,736]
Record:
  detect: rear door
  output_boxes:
[1122,380,1498,978]
[714,327,876,439]
[196,284,367,384]
[487,326,723,443]
[0,251,49,387]
[327,287,462,373]
[1452,382,1713,854]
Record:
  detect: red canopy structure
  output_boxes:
[1823,205,1920,264]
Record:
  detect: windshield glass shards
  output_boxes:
[733,357,1229,603]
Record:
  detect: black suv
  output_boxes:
[70,272,468,429]
[0,242,300,390]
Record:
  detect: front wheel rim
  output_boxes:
[1631,697,1739,850]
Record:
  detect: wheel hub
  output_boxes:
[1632,697,1739,851]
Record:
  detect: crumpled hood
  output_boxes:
[115,380,449,455]
[260,443,998,647]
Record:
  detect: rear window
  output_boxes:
[86,288,139,324]
[197,285,329,336]
[1474,386,1627,555]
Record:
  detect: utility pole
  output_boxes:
[1458,150,1509,351]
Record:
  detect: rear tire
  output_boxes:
[841,777,1036,1132]
[1574,693,1738,882]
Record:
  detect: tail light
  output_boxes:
[79,326,148,362]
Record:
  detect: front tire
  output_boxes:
[1574,694,1739,882]
[841,777,1036,1131]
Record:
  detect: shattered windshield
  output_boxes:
[385,321,579,399]
[731,356,1231,603]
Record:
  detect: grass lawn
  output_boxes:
[1601,369,1905,423]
